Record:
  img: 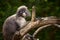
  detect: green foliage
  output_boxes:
[0,0,60,40]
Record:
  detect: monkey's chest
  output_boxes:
[20,19,26,28]
[16,18,27,28]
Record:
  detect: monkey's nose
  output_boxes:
[23,13,26,17]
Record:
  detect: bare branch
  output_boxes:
[31,6,36,21]
[54,24,60,28]
[33,24,52,37]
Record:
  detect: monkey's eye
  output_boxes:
[21,11,25,13]
[23,10,25,13]
[20,11,22,13]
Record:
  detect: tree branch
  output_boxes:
[31,6,36,21]
[33,24,52,37]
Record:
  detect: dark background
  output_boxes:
[0,0,60,40]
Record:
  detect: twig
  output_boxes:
[33,23,60,37]
[33,24,52,37]
[54,24,60,28]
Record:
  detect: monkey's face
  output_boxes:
[16,6,31,18]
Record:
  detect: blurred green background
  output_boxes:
[0,0,60,40]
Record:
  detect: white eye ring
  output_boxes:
[23,13,26,17]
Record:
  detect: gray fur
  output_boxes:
[2,5,31,40]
